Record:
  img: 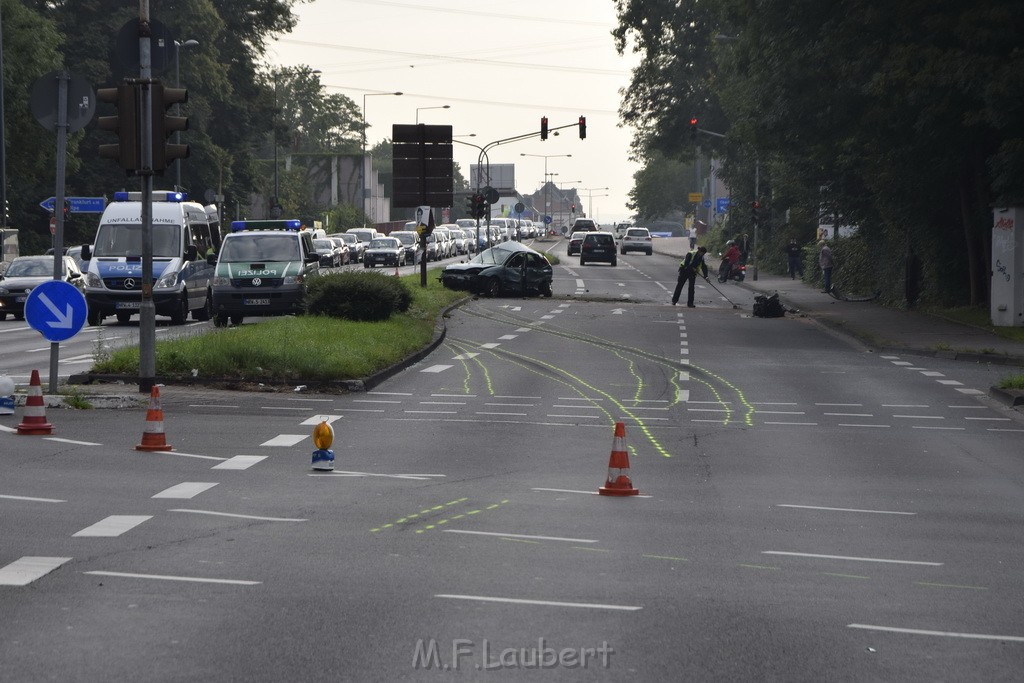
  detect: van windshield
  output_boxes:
[93,223,182,258]
[221,234,300,262]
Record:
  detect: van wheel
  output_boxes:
[230,315,244,325]
[170,293,189,325]
[116,312,132,324]
[193,293,212,321]
[87,308,102,326]
[214,313,228,328]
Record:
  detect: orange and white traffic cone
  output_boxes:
[598,422,639,496]
[136,386,173,452]
[17,369,53,435]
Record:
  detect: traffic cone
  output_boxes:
[16,370,53,435]
[598,422,639,496]
[136,386,173,452]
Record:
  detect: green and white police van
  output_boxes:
[81,191,218,326]
[208,219,320,327]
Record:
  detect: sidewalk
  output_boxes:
[654,237,1024,406]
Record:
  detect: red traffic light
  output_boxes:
[578,116,587,139]
[690,117,698,126]
[541,116,549,141]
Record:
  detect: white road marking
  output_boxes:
[552,403,599,409]
[435,594,642,611]
[497,335,518,340]
[839,423,891,428]
[824,413,874,417]
[0,424,16,433]
[404,410,458,414]
[444,529,598,543]
[679,371,689,381]
[893,414,943,419]
[912,426,965,431]
[260,434,307,447]
[188,404,239,409]
[152,482,218,499]
[261,407,308,412]
[84,571,260,586]
[920,371,945,377]
[757,410,806,415]
[548,414,601,419]
[847,624,1024,643]
[434,393,477,397]
[532,487,653,498]
[891,361,914,366]
[988,428,1024,433]
[777,504,915,516]
[368,391,413,396]
[883,404,929,408]
[300,415,343,425]
[764,422,818,426]
[73,515,151,537]
[956,388,985,395]
[763,551,942,566]
[421,364,453,373]
[212,455,267,470]
[937,380,964,386]
[0,494,65,503]
[964,417,1011,421]
[880,355,900,359]
[169,508,306,522]
[677,390,690,402]
[452,353,479,360]
[167,452,226,461]
[314,471,444,480]
[43,438,101,446]
[353,399,402,404]
[0,557,72,586]
[476,411,528,417]
[495,395,541,399]
[949,405,986,409]
[479,343,501,348]
[753,402,798,406]
[420,401,465,405]
[816,403,863,407]
[344,408,385,413]
[540,315,554,320]
[515,327,531,332]
[288,397,333,402]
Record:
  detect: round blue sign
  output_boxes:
[543,215,553,225]
[24,280,88,343]
[702,199,712,208]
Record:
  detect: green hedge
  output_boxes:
[305,271,412,321]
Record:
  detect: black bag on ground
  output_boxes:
[753,292,785,318]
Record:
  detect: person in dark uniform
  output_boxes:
[672,246,709,307]
[783,238,804,279]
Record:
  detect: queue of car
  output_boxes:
[0,254,84,321]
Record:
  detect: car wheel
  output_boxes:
[230,315,244,325]
[193,292,212,321]
[214,313,228,328]
[364,262,370,268]
[485,277,502,298]
[580,258,586,266]
[0,312,6,321]
[170,293,188,325]
[541,282,553,298]
[647,249,652,255]
[611,258,617,267]
[13,313,24,321]
[87,308,102,326]
[116,312,132,324]
[620,248,626,255]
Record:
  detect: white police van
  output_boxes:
[81,191,217,326]
[208,219,320,327]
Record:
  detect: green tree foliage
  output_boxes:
[615,0,1024,307]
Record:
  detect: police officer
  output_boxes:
[672,246,709,307]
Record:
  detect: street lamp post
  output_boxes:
[173,39,199,191]
[521,153,571,233]
[362,91,402,227]
[582,187,608,218]
[415,104,450,124]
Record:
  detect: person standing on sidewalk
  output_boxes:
[688,225,697,249]
[818,240,834,293]
[784,239,805,279]
[672,246,709,307]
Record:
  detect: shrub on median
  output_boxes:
[305,271,412,321]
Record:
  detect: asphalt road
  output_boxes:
[2,238,1023,680]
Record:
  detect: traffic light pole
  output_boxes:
[138,0,156,393]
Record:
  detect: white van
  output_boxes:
[80,191,217,325]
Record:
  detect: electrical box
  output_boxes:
[991,206,1024,327]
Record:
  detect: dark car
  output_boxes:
[441,242,553,298]
[337,232,364,262]
[313,238,340,268]
[567,232,587,256]
[0,255,83,321]
[328,237,351,265]
[390,231,420,264]
[580,231,617,266]
[364,237,406,268]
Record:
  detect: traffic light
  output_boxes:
[3,199,9,224]
[571,203,576,213]
[540,116,548,141]
[97,84,140,173]
[151,82,190,174]
[690,117,698,142]
[465,195,475,218]
[472,194,487,219]
[752,200,761,225]
[63,199,71,220]
[578,116,586,139]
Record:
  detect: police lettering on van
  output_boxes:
[80,191,217,326]
[208,219,320,327]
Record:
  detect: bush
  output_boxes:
[305,271,412,321]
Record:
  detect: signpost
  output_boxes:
[24,281,87,343]
[39,196,106,213]
[716,197,730,214]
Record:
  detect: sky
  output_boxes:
[267,0,641,225]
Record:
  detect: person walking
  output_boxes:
[688,225,697,249]
[784,239,804,280]
[672,246,709,307]
[818,240,834,293]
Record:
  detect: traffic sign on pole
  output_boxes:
[39,196,107,213]
[24,281,88,343]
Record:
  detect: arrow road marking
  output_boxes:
[38,293,74,329]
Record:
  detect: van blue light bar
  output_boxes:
[112,191,188,202]
[231,219,302,232]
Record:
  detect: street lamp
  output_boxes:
[173,39,199,191]
[415,104,450,124]
[273,67,321,216]
[362,91,403,227]
[521,153,571,231]
[582,187,609,218]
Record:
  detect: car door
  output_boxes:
[524,252,551,292]
[501,252,526,292]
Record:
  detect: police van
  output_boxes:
[208,219,320,327]
[81,191,218,326]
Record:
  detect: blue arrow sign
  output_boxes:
[24,280,88,343]
[39,196,107,213]
[716,197,731,213]
[543,215,553,225]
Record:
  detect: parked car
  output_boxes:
[390,230,420,264]
[434,227,455,258]
[364,237,406,268]
[328,237,351,265]
[0,255,83,321]
[423,233,441,261]
[619,227,653,255]
[567,231,587,256]
[441,242,553,298]
[441,224,467,254]
[313,238,341,268]
[579,231,617,266]
[337,232,364,262]
[460,227,478,254]
[489,218,515,241]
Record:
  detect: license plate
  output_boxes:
[245,298,270,306]
[116,301,141,310]
[15,296,26,303]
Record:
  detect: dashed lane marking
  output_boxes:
[0,494,65,503]
[777,504,916,516]
[0,557,72,586]
[260,434,307,447]
[435,594,642,612]
[152,482,218,499]
[212,455,267,470]
[421,364,453,373]
[84,571,260,586]
[443,529,598,543]
[43,438,101,446]
[169,509,306,522]
[763,551,942,566]
[847,624,1024,643]
[73,515,151,538]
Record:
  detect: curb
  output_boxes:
[989,386,1024,407]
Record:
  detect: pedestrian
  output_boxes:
[672,246,709,307]
[737,233,751,264]
[818,240,834,293]
[783,239,804,280]
[688,225,697,249]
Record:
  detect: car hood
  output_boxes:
[1,275,64,288]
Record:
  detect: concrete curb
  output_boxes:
[989,386,1024,407]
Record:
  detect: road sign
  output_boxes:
[29,71,96,134]
[543,215,552,225]
[716,197,730,213]
[49,216,57,235]
[702,199,712,208]
[688,192,702,203]
[39,196,106,213]
[24,280,87,343]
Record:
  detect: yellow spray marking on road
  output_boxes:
[446,339,495,396]
[414,499,510,534]
[914,582,988,590]
[442,342,475,395]
[371,497,469,532]
[823,572,871,580]
[738,564,779,570]
[573,546,611,553]
[643,554,690,562]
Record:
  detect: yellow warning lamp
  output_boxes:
[312,419,334,450]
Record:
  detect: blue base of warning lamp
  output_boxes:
[311,448,335,471]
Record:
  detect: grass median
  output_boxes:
[91,275,467,383]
